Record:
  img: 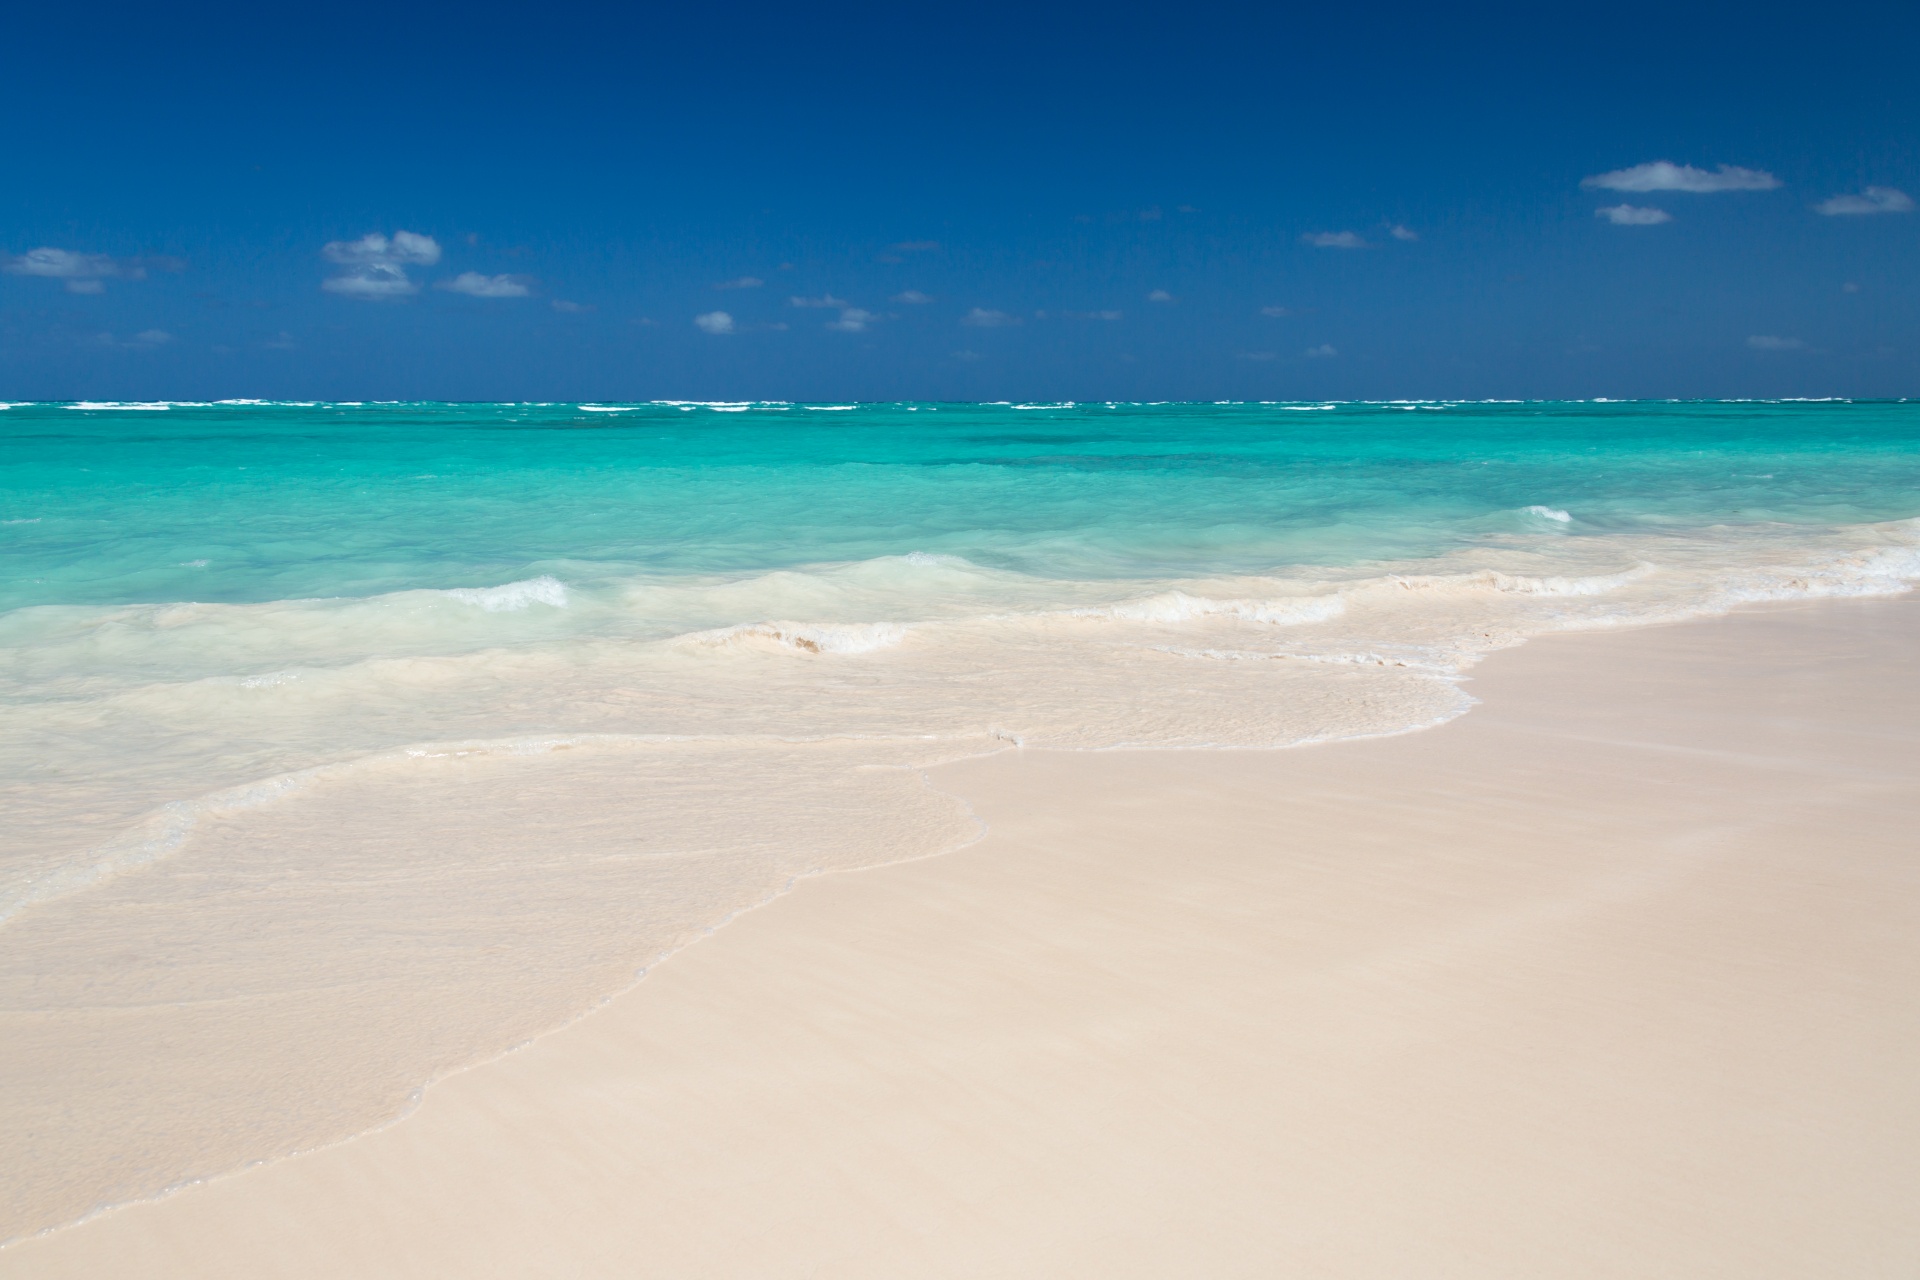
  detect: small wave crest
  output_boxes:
[442,576,570,611]
[1523,505,1573,522]
[1709,543,1920,607]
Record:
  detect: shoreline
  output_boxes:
[5,594,1920,1275]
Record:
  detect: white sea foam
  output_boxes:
[1074,590,1347,626]
[1371,565,1654,599]
[1524,505,1573,522]
[66,401,171,411]
[442,576,570,611]
[687,619,911,654]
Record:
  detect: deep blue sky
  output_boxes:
[3,0,1916,401]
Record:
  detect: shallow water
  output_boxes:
[4,398,1919,1240]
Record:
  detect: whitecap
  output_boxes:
[442,576,570,611]
[1523,505,1573,522]
[67,402,171,411]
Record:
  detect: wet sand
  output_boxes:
[4,596,1918,1277]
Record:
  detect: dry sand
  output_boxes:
[5,597,1918,1277]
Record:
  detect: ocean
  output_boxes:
[4,397,1920,1238]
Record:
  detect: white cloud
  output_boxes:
[694,311,735,334]
[1815,186,1914,216]
[1259,305,1293,317]
[961,307,1019,327]
[1302,231,1366,248]
[790,293,848,308]
[5,247,145,292]
[6,248,124,278]
[892,289,933,304]
[323,265,417,298]
[1389,224,1419,241]
[1305,343,1338,358]
[96,329,173,349]
[1596,204,1673,225]
[826,308,875,332]
[320,230,441,298]
[715,276,764,289]
[1747,335,1805,350]
[390,230,440,263]
[1067,309,1124,320]
[438,271,531,298]
[1581,161,1779,193]
[551,299,590,312]
[1147,289,1174,302]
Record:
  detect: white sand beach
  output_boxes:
[4,596,1918,1277]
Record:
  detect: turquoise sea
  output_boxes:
[8,399,1920,610]
[4,397,1920,1239]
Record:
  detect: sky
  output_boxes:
[2,0,1917,402]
